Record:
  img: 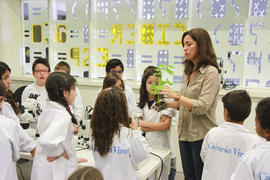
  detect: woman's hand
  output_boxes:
[159,86,178,100]
[47,151,69,162]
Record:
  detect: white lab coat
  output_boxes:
[97,84,136,117]
[70,87,84,121]
[133,103,176,180]
[21,83,48,120]
[201,122,264,180]
[0,101,36,152]
[231,141,270,180]
[0,115,20,180]
[31,101,77,180]
[90,126,148,180]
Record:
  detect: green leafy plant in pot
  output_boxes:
[150,64,174,111]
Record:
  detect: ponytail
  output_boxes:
[46,72,77,125]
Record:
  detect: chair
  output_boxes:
[14,85,27,105]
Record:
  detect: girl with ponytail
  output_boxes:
[31,72,79,180]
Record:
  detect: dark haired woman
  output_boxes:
[160,28,220,180]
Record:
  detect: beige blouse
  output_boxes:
[178,65,219,141]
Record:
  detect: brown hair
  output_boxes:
[54,61,71,74]
[68,167,104,180]
[182,28,220,75]
[138,66,158,109]
[91,87,129,156]
[102,73,124,90]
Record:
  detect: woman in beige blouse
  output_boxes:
[160,28,220,180]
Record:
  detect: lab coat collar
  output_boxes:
[47,100,66,110]
[219,122,250,133]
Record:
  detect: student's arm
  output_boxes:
[139,115,171,131]
[17,123,36,154]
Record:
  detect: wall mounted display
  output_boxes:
[20,0,270,88]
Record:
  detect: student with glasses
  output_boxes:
[96,59,136,117]
[21,57,51,125]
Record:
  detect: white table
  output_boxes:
[20,147,170,180]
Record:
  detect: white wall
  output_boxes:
[2,0,270,174]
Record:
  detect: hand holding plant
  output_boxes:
[150,64,174,111]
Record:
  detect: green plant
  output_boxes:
[150,64,174,104]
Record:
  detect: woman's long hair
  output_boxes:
[45,72,77,124]
[91,87,129,156]
[0,61,20,114]
[137,66,158,109]
[182,28,220,75]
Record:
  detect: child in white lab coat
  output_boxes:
[201,90,264,180]
[134,66,176,180]
[102,73,124,90]
[31,72,79,180]
[0,81,20,180]
[21,58,51,124]
[0,61,36,155]
[96,59,136,117]
[0,81,35,180]
[231,97,270,180]
[54,61,84,133]
[90,87,148,180]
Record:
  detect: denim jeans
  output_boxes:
[179,140,204,180]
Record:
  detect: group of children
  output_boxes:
[0,58,270,180]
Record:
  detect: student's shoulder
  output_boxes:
[24,83,35,91]
[0,115,17,130]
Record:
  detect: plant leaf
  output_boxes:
[165,79,173,85]
[166,69,174,75]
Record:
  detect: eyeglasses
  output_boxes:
[35,70,49,74]
[110,70,122,74]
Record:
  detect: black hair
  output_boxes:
[222,90,251,122]
[138,66,158,109]
[0,61,11,76]
[105,59,124,73]
[0,61,20,114]
[45,72,77,124]
[0,81,7,97]
[32,57,51,72]
[256,97,270,130]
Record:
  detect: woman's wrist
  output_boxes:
[174,93,181,102]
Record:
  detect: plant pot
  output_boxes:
[155,100,166,111]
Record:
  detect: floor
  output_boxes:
[17,160,185,180]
